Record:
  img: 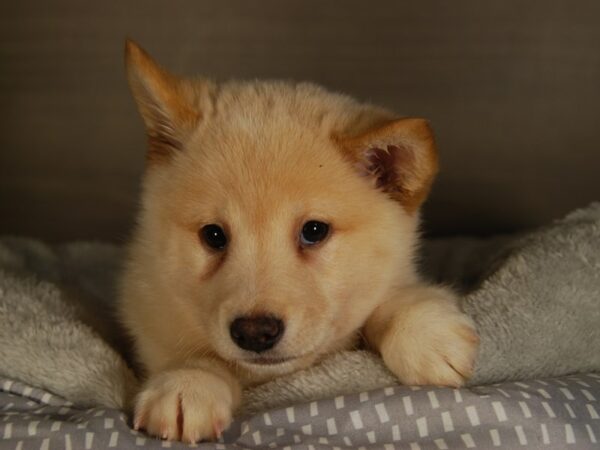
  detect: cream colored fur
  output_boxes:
[119,40,478,443]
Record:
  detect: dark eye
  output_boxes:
[200,224,228,250]
[300,221,330,246]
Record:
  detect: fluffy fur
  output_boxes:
[118,40,478,443]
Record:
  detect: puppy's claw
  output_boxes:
[132,415,144,431]
[458,324,480,345]
[213,420,223,439]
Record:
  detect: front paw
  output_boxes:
[133,369,240,443]
[381,291,479,387]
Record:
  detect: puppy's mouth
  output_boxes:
[240,355,298,366]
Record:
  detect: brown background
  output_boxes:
[1,1,599,242]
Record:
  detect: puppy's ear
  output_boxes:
[125,39,201,162]
[339,118,439,213]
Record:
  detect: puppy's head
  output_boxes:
[124,41,438,382]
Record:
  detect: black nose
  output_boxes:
[230,316,284,353]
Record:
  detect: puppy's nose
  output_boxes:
[230,316,284,353]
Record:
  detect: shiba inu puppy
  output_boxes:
[119,40,479,443]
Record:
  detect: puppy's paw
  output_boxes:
[133,369,239,443]
[381,290,479,388]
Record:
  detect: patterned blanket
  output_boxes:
[2,374,599,449]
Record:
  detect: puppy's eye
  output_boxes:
[200,224,228,250]
[300,221,330,246]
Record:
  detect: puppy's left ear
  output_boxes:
[125,39,202,163]
[339,118,439,213]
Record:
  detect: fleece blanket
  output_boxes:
[0,203,599,416]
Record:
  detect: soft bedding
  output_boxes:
[1,203,600,449]
[2,374,599,449]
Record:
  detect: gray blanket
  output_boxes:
[2,372,599,449]
[0,203,599,449]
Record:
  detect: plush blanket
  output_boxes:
[0,203,599,416]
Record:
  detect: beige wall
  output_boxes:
[1,1,599,241]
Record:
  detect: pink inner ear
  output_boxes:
[365,147,397,189]
[364,145,413,192]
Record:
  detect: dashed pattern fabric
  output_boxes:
[1,373,599,449]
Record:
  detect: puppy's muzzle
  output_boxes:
[229,315,284,353]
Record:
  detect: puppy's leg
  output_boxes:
[364,285,479,387]
[133,360,241,443]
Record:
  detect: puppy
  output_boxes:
[118,40,479,443]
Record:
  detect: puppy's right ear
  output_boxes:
[337,117,439,214]
[125,39,201,162]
